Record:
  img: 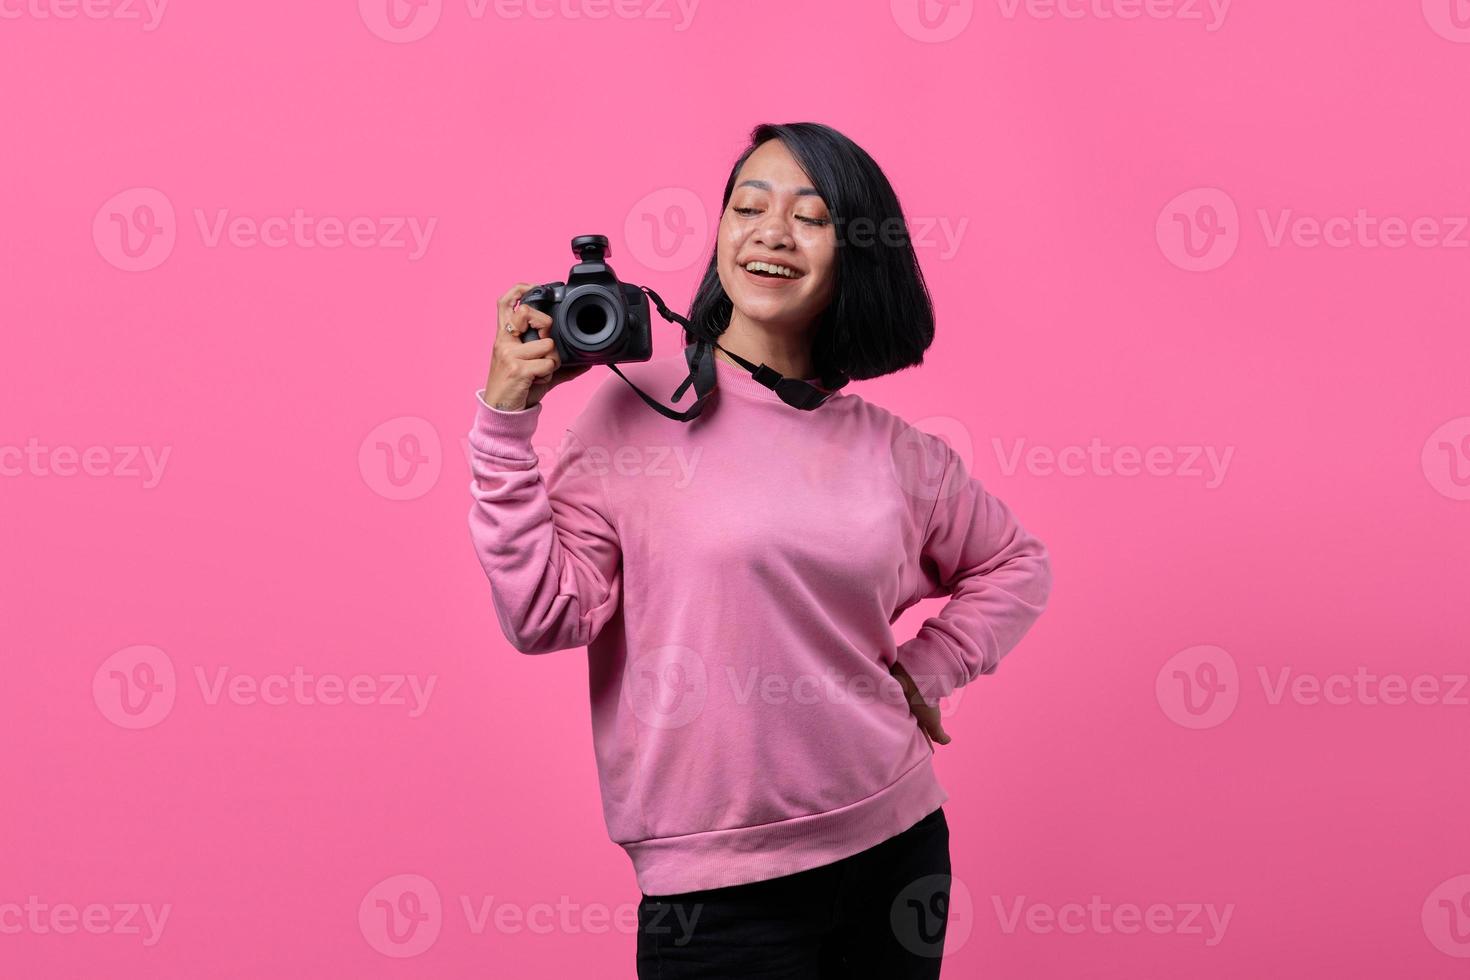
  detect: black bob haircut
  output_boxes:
[682,121,937,384]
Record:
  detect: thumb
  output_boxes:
[922,710,951,745]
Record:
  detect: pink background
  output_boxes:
[4,0,1469,976]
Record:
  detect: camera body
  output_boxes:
[519,235,655,367]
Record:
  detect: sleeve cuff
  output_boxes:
[894,637,968,705]
[469,389,542,461]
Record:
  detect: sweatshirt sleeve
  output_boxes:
[894,446,1053,704]
[466,390,623,655]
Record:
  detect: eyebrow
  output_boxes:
[736,179,823,198]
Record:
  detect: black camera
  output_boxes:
[518,235,655,366]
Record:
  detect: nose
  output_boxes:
[751,211,795,251]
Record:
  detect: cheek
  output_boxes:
[799,235,836,287]
[805,260,837,303]
[719,214,745,248]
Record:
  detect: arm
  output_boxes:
[466,391,622,654]
[895,446,1053,704]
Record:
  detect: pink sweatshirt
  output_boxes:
[466,348,1052,896]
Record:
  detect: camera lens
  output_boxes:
[562,290,620,353]
[574,301,607,336]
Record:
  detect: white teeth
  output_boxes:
[744,261,799,279]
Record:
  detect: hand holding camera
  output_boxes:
[482,235,656,413]
[482,281,594,413]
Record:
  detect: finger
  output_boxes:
[495,284,540,341]
[517,354,558,383]
[507,336,557,363]
[916,706,950,744]
[497,312,552,353]
[536,362,590,390]
[497,282,536,315]
[534,356,563,383]
[505,303,553,342]
[519,306,553,341]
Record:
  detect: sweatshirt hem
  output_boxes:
[623,755,949,896]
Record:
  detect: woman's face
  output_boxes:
[716,139,838,332]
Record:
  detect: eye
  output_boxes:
[798,215,831,227]
[732,206,759,216]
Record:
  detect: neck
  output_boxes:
[717,309,816,379]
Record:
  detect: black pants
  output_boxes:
[636,807,951,979]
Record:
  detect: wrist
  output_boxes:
[480,387,527,412]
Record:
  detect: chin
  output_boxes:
[734,296,809,326]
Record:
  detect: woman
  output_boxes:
[467,122,1053,979]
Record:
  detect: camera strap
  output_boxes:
[603,286,718,423]
[606,285,846,423]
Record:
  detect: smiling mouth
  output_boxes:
[742,260,804,280]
